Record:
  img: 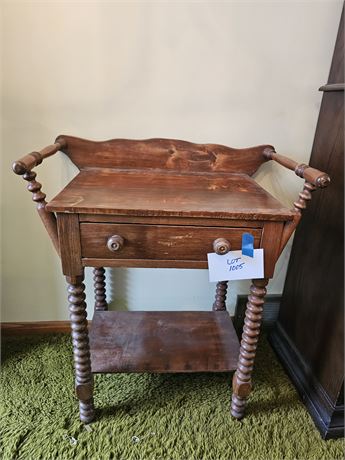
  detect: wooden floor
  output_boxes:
[89,311,240,373]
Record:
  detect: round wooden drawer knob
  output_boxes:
[107,235,124,252]
[213,238,231,255]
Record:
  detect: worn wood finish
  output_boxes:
[293,181,316,212]
[263,148,330,188]
[56,135,272,175]
[57,214,83,276]
[80,223,261,261]
[231,278,269,419]
[82,258,209,269]
[212,236,230,312]
[89,311,239,373]
[12,140,67,254]
[93,268,108,311]
[79,214,265,228]
[278,181,316,254]
[16,170,60,254]
[66,274,94,423]
[46,169,295,221]
[13,131,331,424]
[12,139,66,175]
[262,146,330,258]
[213,281,228,311]
[271,6,344,439]
[260,222,284,278]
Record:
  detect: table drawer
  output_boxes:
[80,223,261,261]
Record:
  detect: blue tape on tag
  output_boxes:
[242,233,254,258]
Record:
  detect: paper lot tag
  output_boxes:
[207,249,264,282]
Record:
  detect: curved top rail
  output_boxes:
[55,135,272,176]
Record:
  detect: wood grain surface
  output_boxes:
[56,135,272,175]
[47,169,295,221]
[57,214,83,276]
[80,223,261,260]
[89,311,240,373]
[78,214,265,228]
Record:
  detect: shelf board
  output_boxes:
[89,311,240,373]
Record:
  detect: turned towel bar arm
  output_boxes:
[263,148,331,254]
[12,138,67,254]
[12,138,66,175]
[263,147,330,188]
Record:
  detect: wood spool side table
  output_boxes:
[12,136,330,423]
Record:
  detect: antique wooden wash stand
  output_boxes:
[13,136,330,423]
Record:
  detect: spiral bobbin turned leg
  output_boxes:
[67,276,95,423]
[231,278,268,419]
[93,267,108,311]
[293,181,316,212]
[23,170,46,203]
[21,170,60,254]
[213,281,228,311]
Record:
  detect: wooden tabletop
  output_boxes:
[46,168,295,221]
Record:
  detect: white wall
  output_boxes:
[1,1,342,321]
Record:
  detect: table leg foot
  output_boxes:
[67,274,95,423]
[231,278,268,419]
[79,400,95,424]
[230,394,246,419]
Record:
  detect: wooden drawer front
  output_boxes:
[80,223,261,261]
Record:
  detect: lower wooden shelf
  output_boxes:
[89,311,240,373]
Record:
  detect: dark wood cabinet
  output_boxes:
[270,7,344,439]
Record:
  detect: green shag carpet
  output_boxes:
[0,334,343,460]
